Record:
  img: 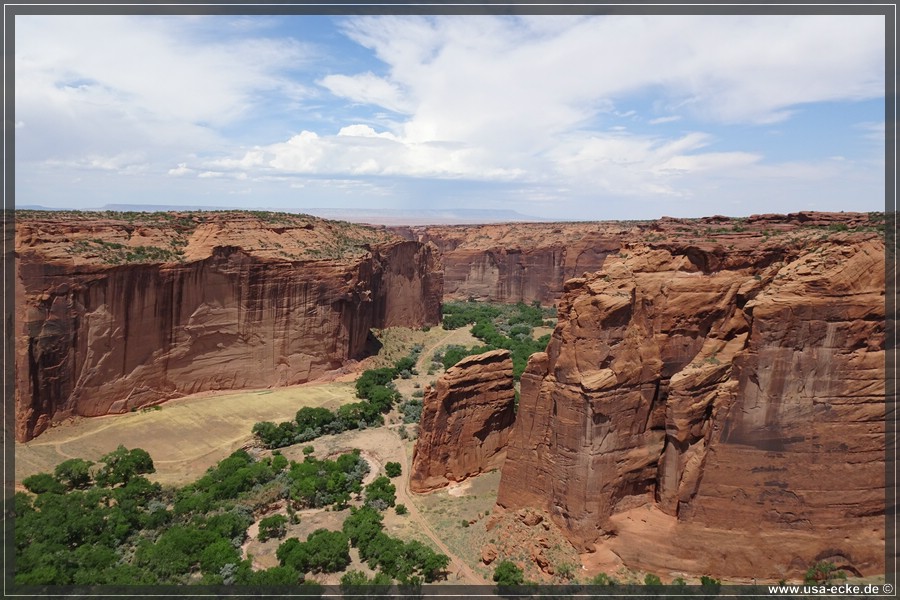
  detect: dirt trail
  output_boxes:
[392,449,488,584]
[310,427,488,585]
[416,327,477,373]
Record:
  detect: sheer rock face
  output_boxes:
[410,350,516,493]
[496,234,885,580]
[391,223,624,304]
[15,214,442,442]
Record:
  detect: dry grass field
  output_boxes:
[14,322,493,490]
[13,321,526,585]
[15,381,357,487]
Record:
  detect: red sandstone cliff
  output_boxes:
[391,222,625,304]
[15,211,442,442]
[496,217,885,580]
[391,212,878,306]
[410,349,516,493]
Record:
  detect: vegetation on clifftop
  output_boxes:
[436,300,554,379]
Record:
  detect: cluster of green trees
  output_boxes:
[438,301,553,379]
[341,506,450,585]
[286,451,369,510]
[252,347,423,450]
[364,476,397,510]
[277,529,351,574]
[15,443,376,587]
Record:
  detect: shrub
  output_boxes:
[395,504,408,515]
[803,562,845,585]
[400,399,423,424]
[591,572,617,586]
[493,560,525,586]
[644,573,662,586]
[364,476,396,509]
[258,514,288,542]
[556,563,575,581]
[22,473,65,495]
[385,462,402,478]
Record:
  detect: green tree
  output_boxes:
[277,529,350,574]
[343,505,384,552]
[199,538,240,576]
[364,476,396,509]
[22,473,65,495]
[258,514,288,542]
[493,560,525,586]
[53,458,94,490]
[241,565,302,585]
[385,462,402,478]
[95,445,155,487]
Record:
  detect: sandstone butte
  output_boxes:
[494,211,886,581]
[410,349,516,493]
[14,210,442,442]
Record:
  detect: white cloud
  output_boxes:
[15,15,310,164]
[168,163,194,176]
[320,72,412,113]
[337,124,399,140]
[15,14,885,218]
[648,115,682,125]
[331,14,883,144]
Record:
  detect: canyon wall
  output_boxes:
[15,212,442,442]
[410,349,516,493]
[496,221,885,580]
[392,223,626,304]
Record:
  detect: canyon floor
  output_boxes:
[13,299,885,586]
[14,324,495,585]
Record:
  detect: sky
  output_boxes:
[13,13,887,221]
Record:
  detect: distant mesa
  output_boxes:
[18,204,549,226]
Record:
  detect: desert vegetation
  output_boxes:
[15,438,449,587]
[436,300,553,379]
[251,347,424,450]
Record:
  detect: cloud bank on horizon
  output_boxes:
[15,14,886,221]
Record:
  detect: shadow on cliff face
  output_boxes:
[362,330,384,358]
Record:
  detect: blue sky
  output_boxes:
[14,14,886,221]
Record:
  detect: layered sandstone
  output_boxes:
[392,222,627,304]
[496,220,885,580]
[15,211,442,442]
[410,349,516,492]
[392,212,878,306]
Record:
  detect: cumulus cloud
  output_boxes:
[15,15,311,163]
[15,14,885,217]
